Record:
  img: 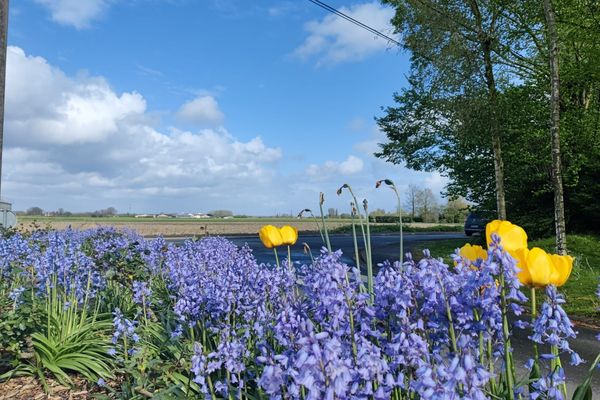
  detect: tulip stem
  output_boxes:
[273,248,280,268]
[531,287,539,360]
[500,273,515,400]
[287,246,292,270]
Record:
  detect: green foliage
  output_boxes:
[103,278,199,399]
[0,294,40,375]
[6,284,114,387]
[332,223,461,234]
[378,0,600,237]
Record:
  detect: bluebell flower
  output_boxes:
[132,280,151,305]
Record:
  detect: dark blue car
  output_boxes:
[464,211,495,236]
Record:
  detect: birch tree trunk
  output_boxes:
[542,0,567,254]
[468,0,507,220]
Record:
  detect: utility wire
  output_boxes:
[306,0,401,46]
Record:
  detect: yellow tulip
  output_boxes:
[258,225,283,249]
[549,254,573,287]
[279,225,298,246]
[526,247,555,287]
[459,244,487,263]
[485,220,528,253]
[513,247,574,288]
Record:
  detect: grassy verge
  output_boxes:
[410,234,600,322]
[529,235,600,320]
[410,237,483,261]
[331,223,462,234]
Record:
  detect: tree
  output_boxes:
[368,208,387,217]
[378,0,600,240]
[26,206,43,216]
[381,0,508,219]
[210,210,233,218]
[542,0,566,253]
[416,188,439,223]
[404,184,420,222]
[442,197,469,223]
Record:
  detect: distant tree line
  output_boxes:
[21,206,118,217]
[365,184,469,224]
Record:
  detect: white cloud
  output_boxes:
[35,0,111,29]
[4,46,283,213]
[176,96,225,126]
[294,2,398,65]
[6,47,146,145]
[306,155,364,180]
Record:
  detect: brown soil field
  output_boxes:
[16,219,349,237]
[15,219,458,237]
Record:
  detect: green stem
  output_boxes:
[187,327,195,395]
[79,271,92,328]
[311,214,325,244]
[350,210,361,270]
[531,287,539,360]
[349,192,368,265]
[392,186,403,262]
[318,199,332,253]
[123,334,129,362]
[287,246,292,270]
[474,310,484,365]
[551,345,568,397]
[342,284,358,361]
[487,337,497,394]
[364,204,374,304]
[142,295,148,326]
[438,275,458,354]
[273,248,280,268]
[500,274,515,400]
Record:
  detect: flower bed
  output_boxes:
[0,224,597,399]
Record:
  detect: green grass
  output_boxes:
[331,224,462,234]
[528,235,600,320]
[410,234,600,321]
[410,237,483,261]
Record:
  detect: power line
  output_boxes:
[306,0,401,46]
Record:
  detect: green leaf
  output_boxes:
[572,383,593,400]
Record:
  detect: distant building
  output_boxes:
[191,213,211,219]
[135,214,154,218]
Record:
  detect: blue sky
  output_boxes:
[4,0,447,215]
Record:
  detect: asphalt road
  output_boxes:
[169,233,600,395]
[224,232,466,268]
